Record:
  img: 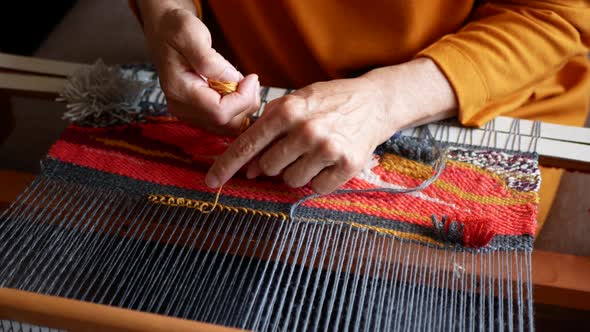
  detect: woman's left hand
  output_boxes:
[205,58,458,193]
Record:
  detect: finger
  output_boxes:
[282,153,335,188]
[206,125,281,187]
[196,51,242,82]
[166,13,241,81]
[258,133,311,177]
[257,96,283,120]
[160,58,219,107]
[206,94,305,187]
[205,110,290,188]
[246,158,262,179]
[218,74,260,120]
[222,97,260,136]
[205,73,260,128]
[310,166,354,195]
[167,73,259,127]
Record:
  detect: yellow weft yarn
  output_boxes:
[146,194,446,246]
[204,78,244,212]
[208,79,238,96]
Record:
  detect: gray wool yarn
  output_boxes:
[289,126,446,219]
[57,60,155,127]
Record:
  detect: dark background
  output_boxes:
[0,2,75,55]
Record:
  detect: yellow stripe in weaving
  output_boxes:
[93,137,193,164]
[147,194,444,246]
[147,194,288,220]
[313,198,432,223]
[379,153,538,205]
[434,180,538,205]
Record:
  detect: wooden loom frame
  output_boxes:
[0,53,589,330]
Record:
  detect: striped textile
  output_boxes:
[47,116,538,250]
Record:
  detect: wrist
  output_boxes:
[363,57,458,134]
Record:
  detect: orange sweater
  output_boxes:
[134,0,590,228]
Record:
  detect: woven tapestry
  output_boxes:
[0,65,538,331]
[47,117,538,250]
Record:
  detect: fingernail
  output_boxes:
[205,173,220,188]
[220,67,241,82]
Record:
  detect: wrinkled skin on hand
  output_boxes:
[142,6,260,135]
[139,2,456,194]
[206,77,400,194]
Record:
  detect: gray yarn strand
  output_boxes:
[289,125,446,219]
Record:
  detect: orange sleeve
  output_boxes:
[128,0,203,26]
[418,0,590,127]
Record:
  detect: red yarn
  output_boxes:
[48,118,539,246]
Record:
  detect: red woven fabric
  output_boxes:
[48,118,538,247]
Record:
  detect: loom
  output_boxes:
[0,54,589,331]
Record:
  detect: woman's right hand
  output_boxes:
[138,0,260,135]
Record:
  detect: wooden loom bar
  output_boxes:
[0,72,65,98]
[0,52,86,78]
[0,249,585,332]
[532,250,590,311]
[0,288,243,332]
[487,116,590,145]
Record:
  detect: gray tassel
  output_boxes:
[57,60,155,127]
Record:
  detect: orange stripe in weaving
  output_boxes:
[48,119,538,240]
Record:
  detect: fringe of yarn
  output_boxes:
[58,60,239,127]
[57,60,155,127]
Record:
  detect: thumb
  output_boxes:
[170,16,241,82]
[194,49,242,82]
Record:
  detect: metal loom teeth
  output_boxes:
[480,119,499,149]
[527,120,541,153]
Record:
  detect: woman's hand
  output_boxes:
[206,58,458,194]
[138,0,260,135]
[206,77,396,194]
